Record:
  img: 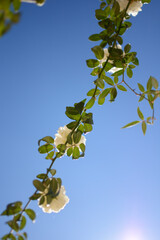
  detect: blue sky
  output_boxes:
[0,0,160,240]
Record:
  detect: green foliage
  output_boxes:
[38,144,54,154]
[1,201,22,216]
[25,209,36,221]
[122,121,140,129]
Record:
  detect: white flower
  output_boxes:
[116,0,144,16]
[99,45,123,73]
[39,186,69,213]
[54,125,86,150]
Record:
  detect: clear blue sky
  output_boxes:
[0,1,160,240]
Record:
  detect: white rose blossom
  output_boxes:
[39,185,69,213]
[99,45,123,74]
[54,125,86,151]
[116,0,146,17]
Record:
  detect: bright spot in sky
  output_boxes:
[123,230,144,240]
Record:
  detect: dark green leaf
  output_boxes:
[110,88,117,101]
[25,209,36,221]
[33,179,45,191]
[82,113,93,124]
[19,216,26,230]
[7,220,19,232]
[29,193,41,200]
[66,121,77,130]
[124,44,131,53]
[74,99,86,114]
[1,202,22,216]
[39,196,45,205]
[57,144,66,153]
[89,34,101,41]
[73,131,82,144]
[38,136,54,146]
[95,9,107,20]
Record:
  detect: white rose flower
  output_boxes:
[99,45,123,73]
[39,185,69,213]
[116,0,144,16]
[54,125,86,151]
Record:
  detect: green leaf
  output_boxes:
[80,143,85,152]
[7,220,19,232]
[39,196,45,205]
[110,88,117,101]
[1,202,22,216]
[67,147,73,156]
[2,234,16,240]
[89,34,101,41]
[91,46,104,60]
[138,83,145,92]
[38,136,54,146]
[33,179,45,191]
[142,0,151,3]
[19,216,26,230]
[23,232,28,239]
[13,0,21,11]
[49,178,58,195]
[74,99,86,114]
[82,113,93,124]
[98,96,105,105]
[114,76,118,84]
[36,173,47,180]
[95,78,105,89]
[95,9,107,20]
[57,144,66,153]
[150,76,159,89]
[29,193,41,200]
[85,98,95,109]
[142,121,147,135]
[18,236,24,240]
[103,76,114,86]
[100,88,110,98]
[137,107,144,120]
[66,107,79,115]
[86,59,99,68]
[84,123,93,133]
[49,169,56,176]
[124,44,131,53]
[72,147,80,159]
[25,209,36,221]
[122,121,140,129]
[73,131,82,144]
[87,88,101,96]
[38,144,53,154]
[45,151,54,159]
[147,76,152,90]
[117,85,127,91]
[66,121,77,130]
[127,67,133,78]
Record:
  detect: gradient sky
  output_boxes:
[0,1,160,240]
